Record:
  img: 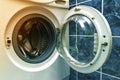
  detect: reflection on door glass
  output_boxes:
[66,15,98,64]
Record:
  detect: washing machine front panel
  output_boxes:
[5,6,60,72]
[58,5,112,73]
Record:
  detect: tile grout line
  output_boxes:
[69,35,94,37]
[112,36,120,38]
[69,35,120,38]
[101,0,104,14]
[76,0,77,6]
[75,1,79,80]
[100,68,103,80]
[77,0,92,5]
[102,73,120,80]
[69,0,92,7]
[96,71,120,80]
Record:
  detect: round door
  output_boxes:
[58,5,112,73]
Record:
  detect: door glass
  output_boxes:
[60,6,112,73]
[64,14,98,64]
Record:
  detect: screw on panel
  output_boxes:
[102,42,108,46]
[103,49,105,52]
[74,8,81,12]
[90,63,93,66]
[92,17,95,20]
[6,37,11,48]
[103,35,106,38]
[94,52,97,55]
[102,35,108,46]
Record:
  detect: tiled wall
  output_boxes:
[69,0,120,80]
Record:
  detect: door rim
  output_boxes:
[58,5,112,73]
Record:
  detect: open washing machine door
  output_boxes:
[58,5,112,73]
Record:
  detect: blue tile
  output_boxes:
[69,36,76,47]
[69,20,76,35]
[78,72,100,80]
[69,0,76,6]
[70,68,100,80]
[77,0,87,2]
[77,36,94,64]
[104,0,120,36]
[103,0,120,15]
[69,35,95,64]
[102,38,120,77]
[77,0,102,12]
[69,36,78,59]
[102,74,120,80]
[70,0,101,12]
[110,22,120,36]
[69,5,76,9]
[70,68,78,80]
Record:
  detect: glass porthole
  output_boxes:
[67,14,98,64]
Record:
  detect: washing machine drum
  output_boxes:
[12,14,56,63]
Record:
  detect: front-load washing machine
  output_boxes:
[0,0,112,80]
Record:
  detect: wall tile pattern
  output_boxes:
[69,0,120,80]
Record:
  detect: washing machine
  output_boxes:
[0,0,112,80]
